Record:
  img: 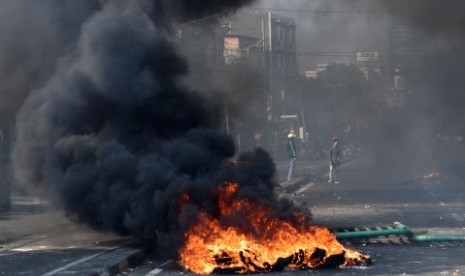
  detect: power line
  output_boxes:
[175,13,224,27]
[210,46,433,58]
[174,6,390,29]
[244,7,389,14]
[175,7,388,29]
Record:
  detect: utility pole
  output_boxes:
[0,127,11,211]
[268,11,273,123]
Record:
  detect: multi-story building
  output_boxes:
[176,11,299,156]
[223,11,298,122]
[0,131,11,211]
[223,11,300,157]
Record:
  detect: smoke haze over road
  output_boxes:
[5,0,311,257]
[2,0,465,257]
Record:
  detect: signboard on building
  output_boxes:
[224,36,241,64]
[316,64,328,72]
[280,114,298,120]
[305,70,317,79]
[224,37,240,50]
[356,51,379,62]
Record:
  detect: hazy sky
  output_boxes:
[245,0,389,69]
[244,0,465,71]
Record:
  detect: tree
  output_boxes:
[301,63,366,145]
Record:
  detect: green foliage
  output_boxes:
[301,63,366,131]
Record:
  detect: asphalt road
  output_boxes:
[0,198,140,276]
[124,157,465,276]
[2,156,464,275]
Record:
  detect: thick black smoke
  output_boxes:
[0,0,101,133]
[101,0,254,28]
[154,0,255,23]
[0,0,101,209]
[12,1,304,256]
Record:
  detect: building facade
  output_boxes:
[176,11,299,156]
[223,11,298,123]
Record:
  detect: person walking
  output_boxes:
[328,136,342,184]
[287,131,297,181]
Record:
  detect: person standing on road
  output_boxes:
[328,136,342,184]
[287,131,297,181]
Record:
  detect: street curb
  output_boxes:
[48,246,148,276]
[280,176,308,189]
[277,177,311,212]
[97,247,146,276]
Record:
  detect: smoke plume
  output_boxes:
[12,0,304,256]
[0,0,101,131]
[161,0,255,21]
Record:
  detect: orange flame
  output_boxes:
[178,182,370,274]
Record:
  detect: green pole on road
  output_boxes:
[333,223,411,239]
[333,222,465,243]
[410,234,465,242]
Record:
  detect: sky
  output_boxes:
[246,0,389,69]
[242,0,465,71]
